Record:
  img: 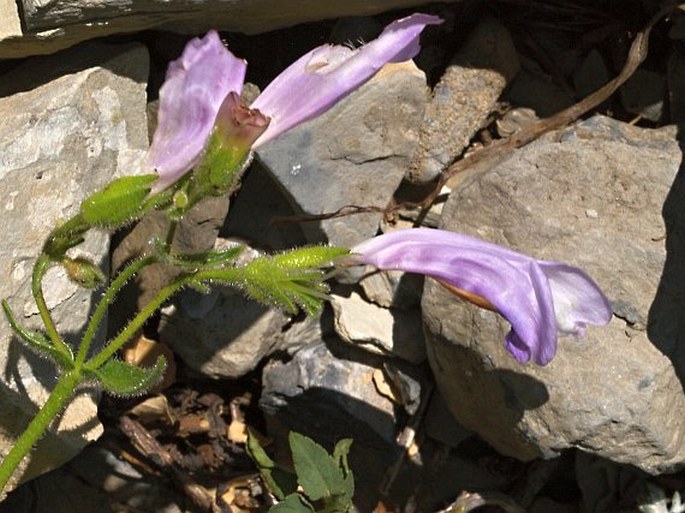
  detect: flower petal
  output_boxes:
[147,31,247,191]
[539,262,613,335]
[251,13,442,148]
[351,228,611,365]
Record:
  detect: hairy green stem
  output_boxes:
[75,256,158,367]
[164,219,178,253]
[32,255,71,359]
[85,275,192,370]
[0,370,82,493]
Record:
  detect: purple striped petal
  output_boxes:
[147,31,247,191]
[251,13,442,148]
[351,228,612,365]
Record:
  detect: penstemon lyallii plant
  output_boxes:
[0,15,442,494]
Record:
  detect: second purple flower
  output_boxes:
[350,228,613,366]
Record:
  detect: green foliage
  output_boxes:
[85,356,166,396]
[157,240,245,269]
[80,174,158,228]
[271,494,315,513]
[272,246,350,270]
[247,430,298,501]
[238,246,349,316]
[247,430,355,513]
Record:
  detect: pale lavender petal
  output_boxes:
[539,262,613,335]
[351,228,611,365]
[147,31,247,191]
[251,13,442,148]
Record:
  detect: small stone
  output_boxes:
[407,18,520,183]
[260,338,399,469]
[331,290,425,363]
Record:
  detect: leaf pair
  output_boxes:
[248,430,355,513]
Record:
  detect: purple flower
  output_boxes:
[146,14,442,191]
[351,228,612,365]
[147,31,247,192]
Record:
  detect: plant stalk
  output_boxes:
[0,370,82,494]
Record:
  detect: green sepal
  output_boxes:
[246,429,298,501]
[2,299,74,369]
[85,355,166,396]
[62,257,106,289]
[272,246,350,270]
[239,246,348,316]
[192,131,250,198]
[81,174,158,228]
[270,493,315,513]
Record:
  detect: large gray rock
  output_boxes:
[422,115,685,474]
[0,0,459,59]
[0,43,149,491]
[257,61,427,250]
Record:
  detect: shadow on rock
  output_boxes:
[648,124,685,387]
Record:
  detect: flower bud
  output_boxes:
[62,256,106,289]
[81,174,158,228]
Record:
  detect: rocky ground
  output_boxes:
[1,0,685,512]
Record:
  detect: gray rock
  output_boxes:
[261,338,399,446]
[110,195,230,332]
[0,0,458,59]
[331,290,426,363]
[257,61,426,250]
[158,239,291,379]
[0,43,149,491]
[422,115,685,474]
[407,18,519,183]
[358,269,424,310]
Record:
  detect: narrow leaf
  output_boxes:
[246,430,297,500]
[2,299,74,369]
[86,355,166,396]
[333,438,354,500]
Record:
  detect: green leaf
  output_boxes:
[2,299,74,369]
[289,432,348,502]
[332,438,353,475]
[332,438,354,500]
[86,355,166,396]
[246,430,297,500]
[81,174,158,228]
[270,493,315,513]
